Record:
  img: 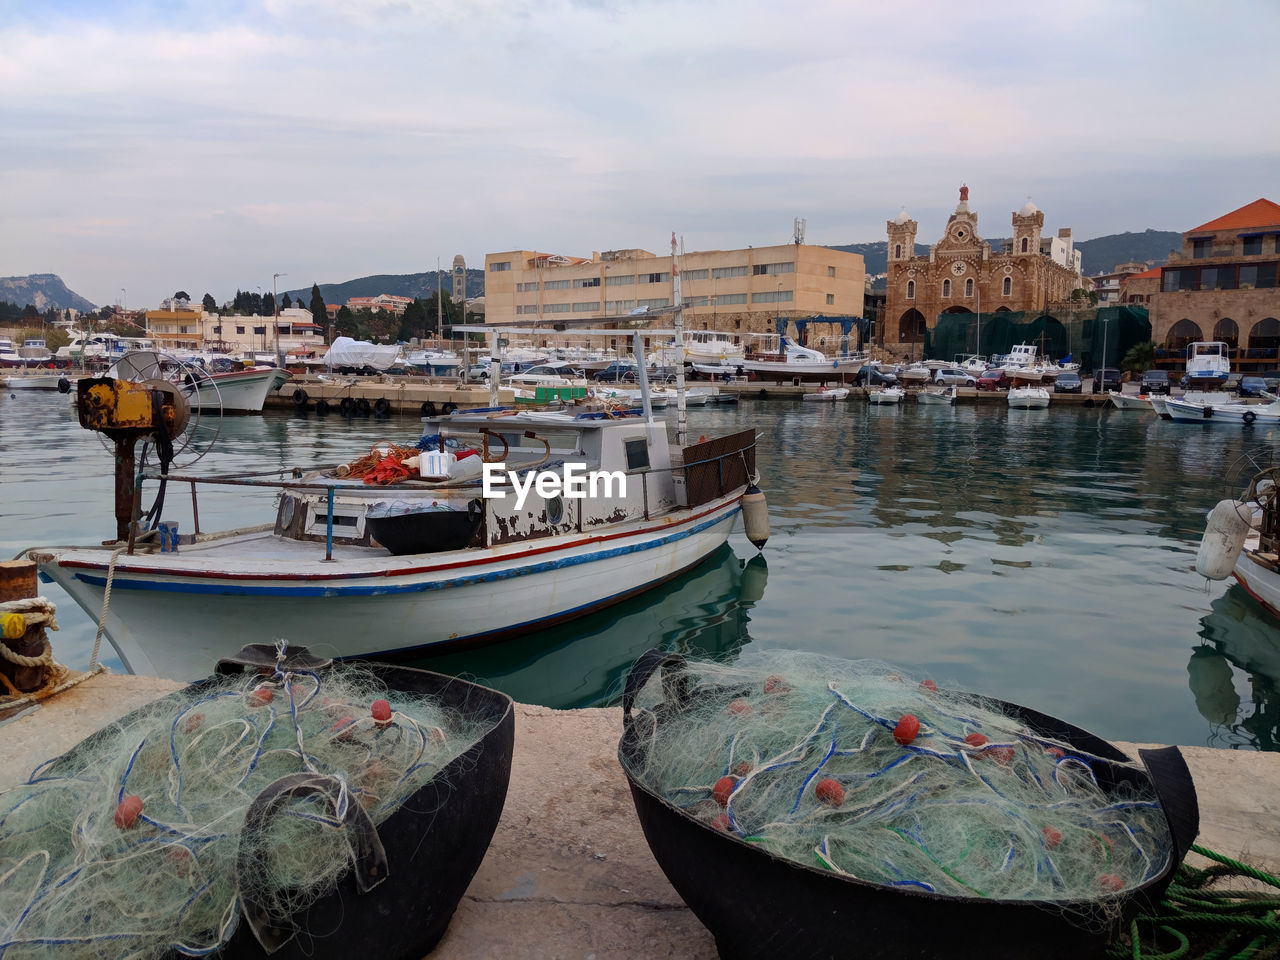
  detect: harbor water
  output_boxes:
[2,389,1277,751]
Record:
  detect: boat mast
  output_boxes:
[672,232,687,447]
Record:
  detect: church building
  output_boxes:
[884,187,1085,352]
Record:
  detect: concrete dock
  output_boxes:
[2,672,1278,959]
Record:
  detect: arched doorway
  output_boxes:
[1166,319,1202,355]
[898,308,926,342]
[1247,317,1279,360]
[1213,317,1238,350]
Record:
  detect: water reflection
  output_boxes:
[1192,587,1280,750]
[407,545,768,708]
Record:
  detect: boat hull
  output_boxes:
[1163,398,1280,425]
[189,367,290,413]
[37,496,743,680]
[1235,547,1280,621]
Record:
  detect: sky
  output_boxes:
[2,0,1278,310]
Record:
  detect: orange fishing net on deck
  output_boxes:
[340,442,421,485]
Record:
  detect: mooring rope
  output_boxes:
[91,546,127,672]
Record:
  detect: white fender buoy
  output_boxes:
[742,484,770,550]
[1195,499,1251,580]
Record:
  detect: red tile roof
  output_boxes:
[1126,267,1161,280]
[1188,198,1280,233]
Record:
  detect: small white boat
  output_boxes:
[1164,396,1280,426]
[743,336,861,380]
[803,386,850,402]
[1108,391,1155,412]
[1182,341,1232,391]
[1007,386,1051,409]
[899,363,933,384]
[916,386,955,406]
[2,370,68,390]
[111,351,290,414]
[867,386,905,405]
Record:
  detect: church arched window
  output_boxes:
[1002,276,1012,296]
[894,244,902,259]
[965,278,973,297]
[1020,237,1029,254]
[906,280,915,299]
[942,279,951,298]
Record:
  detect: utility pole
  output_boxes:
[672,232,687,446]
[273,272,287,366]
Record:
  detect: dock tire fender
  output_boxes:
[373,397,391,416]
[1083,398,1094,408]
[1243,410,1257,425]
[57,377,71,394]
[354,397,371,416]
[1203,406,1214,418]
[293,388,309,407]
[339,396,354,416]
[442,401,458,415]
[421,400,437,417]
[315,398,330,416]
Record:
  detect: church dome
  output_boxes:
[1018,198,1039,216]
[892,207,911,225]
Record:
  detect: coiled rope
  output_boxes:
[1108,844,1280,959]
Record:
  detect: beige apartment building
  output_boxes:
[483,243,866,350]
[144,306,325,357]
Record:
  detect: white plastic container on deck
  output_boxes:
[421,450,456,480]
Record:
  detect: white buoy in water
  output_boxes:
[742,484,770,550]
[1195,499,1252,581]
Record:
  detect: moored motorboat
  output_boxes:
[803,386,850,402]
[111,351,290,414]
[28,371,768,680]
[1163,396,1280,426]
[866,385,904,404]
[1007,385,1051,409]
[1108,391,1155,412]
[742,336,861,381]
[916,386,955,406]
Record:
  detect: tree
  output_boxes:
[281,292,293,310]
[309,283,327,328]
[1121,341,1156,376]
[202,293,217,312]
[334,305,356,339]
[173,291,191,302]
[399,298,427,341]
[263,292,276,318]
[22,304,39,319]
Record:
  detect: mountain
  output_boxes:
[827,242,930,278]
[1073,230,1181,275]
[0,274,97,312]
[283,269,485,307]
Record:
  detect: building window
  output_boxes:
[212,325,222,334]
[906,280,915,299]
[1243,236,1263,256]
[965,278,973,297]
[253,326,266,335]
[751,290,794,303]
[942,279,951,298]
[543,303,572,314]
[604,300,635,314]
[543,279,571,290]
[179,326,191,334]
[605,274,634,286]
[1020,238,1029,254]
[573,277,600,288]
[640,272,670,284]
[517,282,539,292]
[683,296,709,307]
[637,298,670,309]
[683,269,709,281]
[826,293,835,305]
[828,266,836,277]
[751,262,795,276]
[1192,238,1213,259]
[236,325,245,334]
[1002,277,1011,296]
[894,244,902,259]
[571,301,599,312]
[713,266,748,279]
[717,293,747,305]
[489,261,511,272]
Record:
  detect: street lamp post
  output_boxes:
[273,272,287,366]
[1099,316,1111,394]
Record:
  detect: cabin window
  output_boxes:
[965,278,973,297]
[625,438,650,471]
[942,279,951,298]
[1002,277,1011,296]
[1020,238,1029,253]
[906,280,915,299]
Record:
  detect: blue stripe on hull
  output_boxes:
[74,507,741,598]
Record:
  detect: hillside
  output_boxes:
[1074,230,1181,274]
[0,274,97,312]
[283,270,485,307]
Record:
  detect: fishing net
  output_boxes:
[0,652,503,959]
[623,651,1174,909]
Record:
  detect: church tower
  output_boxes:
[886,208,917,264]
[1012,199,1044,257]
[451,254,466,303]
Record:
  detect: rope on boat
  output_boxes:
[91,546,127,672]
[1109,845,1280,959]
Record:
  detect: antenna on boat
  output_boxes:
[672,231,687,446]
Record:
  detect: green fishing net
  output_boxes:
[0,658,502,959]
[623,652,1173,906]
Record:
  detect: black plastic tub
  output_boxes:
[618,649,1199,960]
[36,651,514,960]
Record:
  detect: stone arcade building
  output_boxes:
[884,187,1084,355]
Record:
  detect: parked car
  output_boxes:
[1258,370,1280,390]
[853,366,899,387]
[1239,376,1268,398]
[1054,372,1083,393]
[1091,368,1122,392]
[933,367,977,386]
[593,362,638,382]
[975,368,1009,391]
[1139,369,1171,395]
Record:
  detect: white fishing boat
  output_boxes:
[1197,467,1280,622]
[867,386,905,404]
[650,330,744,369]
[1183,341,1232,390]
[742,335,861,381]
[2,370,68,390]
[916,386,956,406]
[110,351,290,414]
[1007,385,1051,409]
[27,372,767,679]
[0,338,22,367]
[18,337,53,365]
[899,363,933,384]
[1001,344,1044,384]
[803,386,850,402]
[1164,395,1280,427]
[1108,391,1155,412]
